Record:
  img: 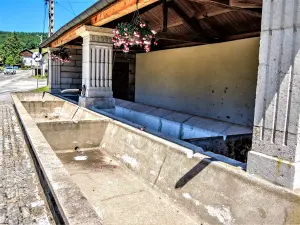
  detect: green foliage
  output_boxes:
[113,16,157,52]
[5,55,14,66]
[0,33,23,65]
[32,75,47,79]
[0,31,47,50]
[0,31,47,65]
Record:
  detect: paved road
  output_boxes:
[0,103,54,224]
[0,70,47,102]
[0,71,53,224]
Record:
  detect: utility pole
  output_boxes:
[47,0,54,37]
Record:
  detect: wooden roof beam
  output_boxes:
[195,8,231,19]
[229,0,262,8]
[221,31,260,41]
[162,0,168,32]
[152,19,183,31]
[156,32,206,43]
[50,0,159,47]
[91,0,159,27]
[189,0,261,17]
[168,1,209,41]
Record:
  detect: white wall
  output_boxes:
[22,57,35,67]
[135,37,259,126]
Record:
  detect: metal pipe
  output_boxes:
[60,89,80,94]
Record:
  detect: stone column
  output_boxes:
[78,26,115,109]
[247,0,300,189]
[47,48,61,94]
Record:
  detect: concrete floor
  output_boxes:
[57,149,202,225]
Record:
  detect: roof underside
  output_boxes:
[45,0,262,51]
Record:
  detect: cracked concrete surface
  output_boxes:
[57,150,202,225]
[0,102,54,225]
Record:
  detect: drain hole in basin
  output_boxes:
[74,146,88,161]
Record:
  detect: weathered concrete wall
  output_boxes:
[11,93,103,225]
[135,37,259,126]
[49,48,82,93]
[15,92,63,101]
[247,0,300,190]
[38,121,108,151]
[60,48,82,90]
[100,120,300,225]
[13,93,300,225]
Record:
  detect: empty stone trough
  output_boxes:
[12,92,300,225]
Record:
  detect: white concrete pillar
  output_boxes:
[47,48,61,94]
[247,0,300,189]
[78,26,115,109]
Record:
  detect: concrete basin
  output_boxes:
[12,92,300,225]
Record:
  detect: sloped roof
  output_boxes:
[41,0,262,50]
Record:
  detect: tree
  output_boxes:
[5,55,14,66]
[0,32,23,65]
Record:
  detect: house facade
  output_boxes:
[19,49,35,67]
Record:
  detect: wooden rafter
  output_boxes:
[221,31,260,41]
[156,32,205,43]
[152,19,183,31]
[162,42,204,49]
[189,0,261,17]
[50,0,159,47]
[230,0,262,8]
[168,1,209,41]
[195,8,231,19]
[162,31,260,50]
[162,0,168,32]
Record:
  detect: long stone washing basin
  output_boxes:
[12,92,300,225]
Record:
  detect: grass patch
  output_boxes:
[32,86,49,92]
[30,48,47,54]
[32,75,47,79]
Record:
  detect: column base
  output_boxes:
[78,96,115,109]
[247,151,300,189]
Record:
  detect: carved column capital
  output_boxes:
[89,35,113,44]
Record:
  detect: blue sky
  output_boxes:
[0,0,97,32]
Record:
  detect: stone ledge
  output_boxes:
[61,72,81,79]
[61,66,82,73]
[11,93,103,225]
[247,151,300,189]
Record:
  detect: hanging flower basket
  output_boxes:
[50,47,72,63]
[112,12,158,53]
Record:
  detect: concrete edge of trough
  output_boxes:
[91,106,247,168]
[89,108,300,201]
[11,93,104,225]
[14,92,300,223]
[44,94,300,201]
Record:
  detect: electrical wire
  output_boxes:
[55,1,76,16]
[68,0,76,16]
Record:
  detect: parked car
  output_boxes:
[4,67,16,75]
